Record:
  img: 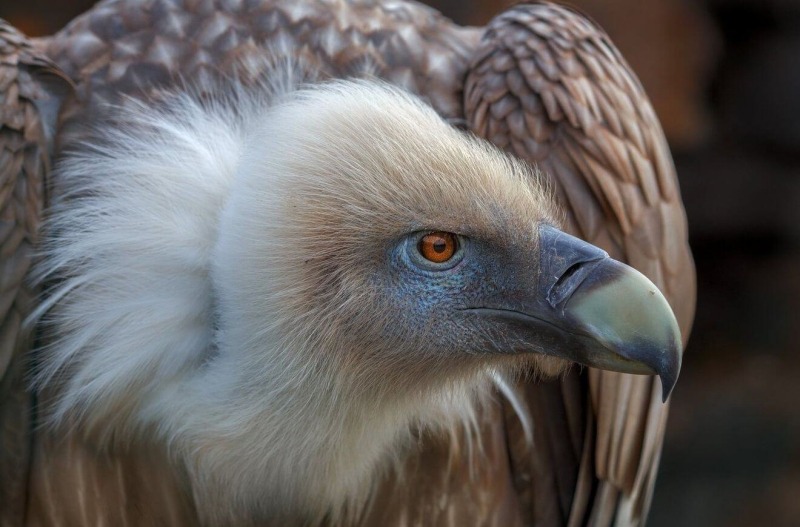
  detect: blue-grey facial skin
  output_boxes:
[372,225,682,400]
[380,230,541,360]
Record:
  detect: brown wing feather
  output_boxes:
[464,3,696,526]
[0,19,71,527]
[25,433,200,527]
[40,0,479,151]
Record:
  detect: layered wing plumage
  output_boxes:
[463,4,695,525]
[0,20,70,527]
[39,0,479,150]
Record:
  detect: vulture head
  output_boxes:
[35,77,681,523]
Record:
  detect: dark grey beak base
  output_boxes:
[473,225,683,401]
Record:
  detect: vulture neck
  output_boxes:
[158,285,488,524]
[172,337,485,523]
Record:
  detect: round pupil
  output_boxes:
[432,239,447,253]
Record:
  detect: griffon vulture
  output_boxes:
[0,1,696,526]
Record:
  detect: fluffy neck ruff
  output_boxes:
[33,78,550,523]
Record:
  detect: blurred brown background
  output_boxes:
[2,0,798,525]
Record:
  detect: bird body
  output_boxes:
[0,1,695,526]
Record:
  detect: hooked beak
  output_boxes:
[470,225,682,401]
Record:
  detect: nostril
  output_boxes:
[555,261,583,287]
[547,259,601,308]
[537,224,609,309]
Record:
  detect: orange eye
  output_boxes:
[418,232,458,263]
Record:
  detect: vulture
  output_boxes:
[0,1,696,526]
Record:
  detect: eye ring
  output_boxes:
[418,232,458,263]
